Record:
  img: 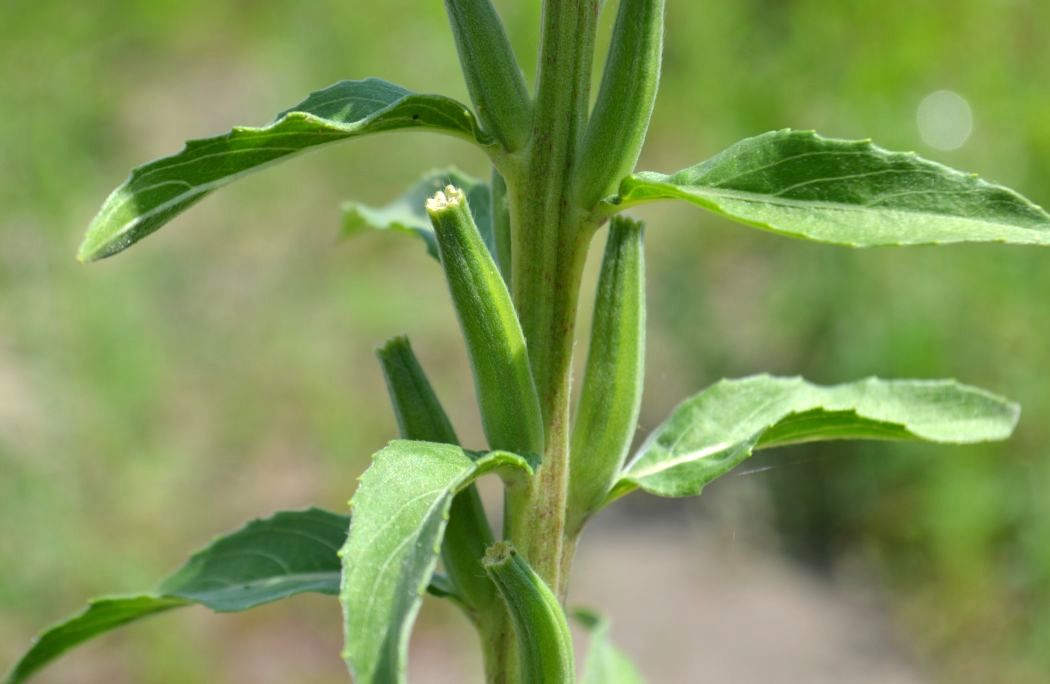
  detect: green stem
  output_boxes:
[513,0,599,398]
[506,0,600,598]
[491,167,513,283]
[504,226,589,598]
[486,3,603,681]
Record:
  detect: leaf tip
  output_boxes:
[1005,400,1022,431]
[76,241,102,263]
[77,220,129,263]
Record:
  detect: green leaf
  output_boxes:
[575,610,645,684]
[607,130,1050,246]
[3,597,188,684]
[615,375,1020,499]
[343,168,494,262]
[157,507,350,610]
[78,79,493,261]
[5,508,351,684]
[340,440,533,684]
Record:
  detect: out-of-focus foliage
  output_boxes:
[641,4,1050,682]
[1,1,1048,682]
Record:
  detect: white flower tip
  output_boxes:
[426,185,465,213]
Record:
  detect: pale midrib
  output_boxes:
[657,183,1050,235]
[178,571,339,593]
[625,441,733,480]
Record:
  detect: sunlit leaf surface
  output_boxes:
[610,130,1050,246]
[5,509,350,684]
[340,440,533,684]
[79,79,491,261]
[617,375,1019,498]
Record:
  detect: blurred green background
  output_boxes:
[2,1,1048,682]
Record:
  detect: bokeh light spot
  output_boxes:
[916,90,974,151]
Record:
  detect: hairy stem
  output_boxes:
[489,3,600,681]
[506,0,599,598]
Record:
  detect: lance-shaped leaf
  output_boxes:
[575,610,645,684]
[78,78,494,261]
[343,168,494,262]
[340,441,533,684]
[6,509,349,684]
[614,375,1020,499]
[605,130,1050,246]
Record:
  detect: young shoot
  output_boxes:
[8,1,1049,683]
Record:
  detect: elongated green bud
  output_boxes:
[568,217,645,533]
[427,186,545,457]
[376,336,459,444]
[573,0,664,209]
[484,542,575,684]
[444,0,532,151]
[376,336,496,616]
